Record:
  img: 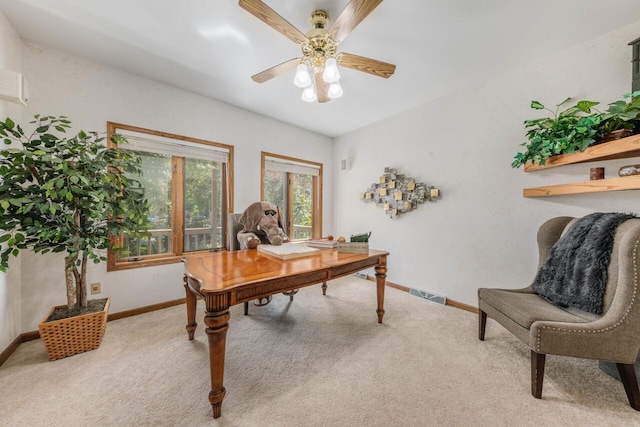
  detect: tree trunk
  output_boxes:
[64,255,78,310]
[68,207,88,309]
[79,252,88,308]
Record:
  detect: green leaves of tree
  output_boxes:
[0,115,150,305]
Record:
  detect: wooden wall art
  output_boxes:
[360,167,440,218]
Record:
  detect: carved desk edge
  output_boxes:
[182,258,203,296]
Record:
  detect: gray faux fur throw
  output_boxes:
[532,212,636,314]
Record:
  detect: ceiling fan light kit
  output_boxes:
[297,55,343,102]
[239,0,396,104]
[293,10,343,102]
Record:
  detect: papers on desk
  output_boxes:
[256,243,321,260]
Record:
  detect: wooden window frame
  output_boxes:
[106,122,234,271]
[260,151,322,240]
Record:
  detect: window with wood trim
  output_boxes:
[107,122,233,271]
[261,152,322,240]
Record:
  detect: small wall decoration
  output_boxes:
[360,167,441,218]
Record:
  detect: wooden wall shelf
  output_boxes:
[524,134,640,172]
[524,175,640,198]
[522,133,640,197]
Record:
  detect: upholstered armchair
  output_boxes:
[478,215,640,410]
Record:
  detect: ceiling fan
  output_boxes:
[238,0,396,103]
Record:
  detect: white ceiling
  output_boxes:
[2,0,640,137]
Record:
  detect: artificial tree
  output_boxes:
[0,115,149,314]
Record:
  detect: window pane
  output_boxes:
[121,152,173,258]
[264,169,288,229]
[183,157,223,252]
[108,122,235,271]
[292,173,312,239]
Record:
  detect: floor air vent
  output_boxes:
[409,288,447,305]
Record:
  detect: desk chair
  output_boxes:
[228,213,299,315]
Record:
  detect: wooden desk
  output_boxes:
[182,248,389,419]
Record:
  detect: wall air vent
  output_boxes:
[0,70,29,105]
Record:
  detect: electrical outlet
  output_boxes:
[90,282,101,295]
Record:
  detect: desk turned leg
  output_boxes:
[184,275,197,340]
[205,295,230,419]
[375,257,387,323]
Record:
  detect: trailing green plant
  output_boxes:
[596,90,640,135]
[0,115,149,311]
[512,98,602,168]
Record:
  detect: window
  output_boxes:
[261,152,322,240]
[107,122,233,270]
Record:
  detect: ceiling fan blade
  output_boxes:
[251,58,301,83]
[315,74,330,103]
[328,0,383,44]
[239,0,306,44]
[339,52,396,78]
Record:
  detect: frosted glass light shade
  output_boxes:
[293,64,312,88]
[328,81,343,99]
[322,58,340,83]
[301,85,317,102]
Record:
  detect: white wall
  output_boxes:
[16,42,333,332]
[333,20,640,307]
[0,10,23,352]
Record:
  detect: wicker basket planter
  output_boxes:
[38,298,110,361]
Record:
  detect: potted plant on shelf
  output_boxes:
[0,115,149,360]
[595,90,640,142]
[512,98,602,168]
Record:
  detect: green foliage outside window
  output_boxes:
[292,173,312,239]
[263,169,313,239]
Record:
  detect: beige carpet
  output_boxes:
[1,276,638,427]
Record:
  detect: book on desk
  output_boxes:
[306,238,338,249]
[256,243,321,260]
